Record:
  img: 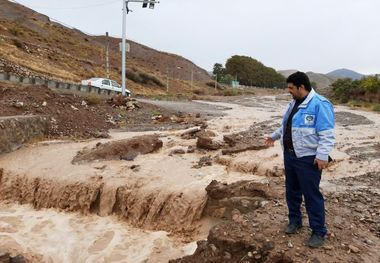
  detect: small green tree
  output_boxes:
[213,63,225,78]
[220,74,234,85]
[360,76,380,93]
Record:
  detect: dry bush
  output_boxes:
[218,89,243,96]
[193,89,205,95]
[139,72,164,87]
[85,94,101,105]
[8,27,23,37]
[12,39,24,49]
[126,69,143,83]
[126,69,164,87]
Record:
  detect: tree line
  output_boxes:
[331,75,380,103]
[213,55,286,88]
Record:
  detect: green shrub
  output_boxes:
[372,104,380,112]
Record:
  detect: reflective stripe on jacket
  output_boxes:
[271,89,335,161]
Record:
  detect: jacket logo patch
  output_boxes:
[304,115,315,125]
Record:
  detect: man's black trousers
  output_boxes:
[284,149,327,237]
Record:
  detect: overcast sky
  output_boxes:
[12,0,380,74]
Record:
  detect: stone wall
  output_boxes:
[0,115,50,155]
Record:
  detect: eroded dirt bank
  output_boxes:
[171,174,380,263]
[0,95,379,262]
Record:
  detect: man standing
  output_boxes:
[265,72,335,248]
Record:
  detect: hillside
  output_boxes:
[0,0,211,96]
[278,70,336,89]
[327,68,364,80]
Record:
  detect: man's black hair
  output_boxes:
[286,71,311,91]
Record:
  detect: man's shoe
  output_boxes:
[308,233,325,248]
[284,223,302,234]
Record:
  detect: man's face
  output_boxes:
[287,83,303,99]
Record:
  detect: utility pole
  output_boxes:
[166,66,169,93]
[121,0,160,96]
[214,74,217,90]
[121,0,127,96]
[191,69,194,91]
[106,32,110,79]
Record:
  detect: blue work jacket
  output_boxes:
[271,89,335,161]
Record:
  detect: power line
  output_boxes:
[9,0,120,10]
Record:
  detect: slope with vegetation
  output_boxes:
[0,0,212,97]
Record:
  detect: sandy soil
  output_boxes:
[0,94,379,262]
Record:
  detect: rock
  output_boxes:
[9,255,26,263]
[193,156,212,169]
[126,101,136,109]
[0,252,10,263]
[73,135,163,163]
[209,244,218,253]
[323,245,333,250]
[169,148,186,156]
[94,165,107,170]
[287,241,294,248]
[187,145,195,153]
[112,115,121,122]
[364,239,373,245]
[176,111,185,117]
[181,127,201,139]
[348,245,360,253]
[120,152,138,161]
[42,101,47,107]
[70,105,79,111]
[13,101,24,108]
[130,165,141,172]
[196,136,222,150]
[93,131,110,139]
[152,115,162,120]
[224,252,231,259]
[81,100,87,106]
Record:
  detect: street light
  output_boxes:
[121,0,160,96]
[191,69,201,91]
[166,66,182,93]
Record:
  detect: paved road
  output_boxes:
[137,98,231,118]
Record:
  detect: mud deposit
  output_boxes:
[1,96,379,262]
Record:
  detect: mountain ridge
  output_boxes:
[326,68,364,80]
[278,70,336,89]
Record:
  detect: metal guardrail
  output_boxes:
[0,72,121,97]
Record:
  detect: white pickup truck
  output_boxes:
[81,78,131,96]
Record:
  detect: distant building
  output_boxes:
[231,80,240,88]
